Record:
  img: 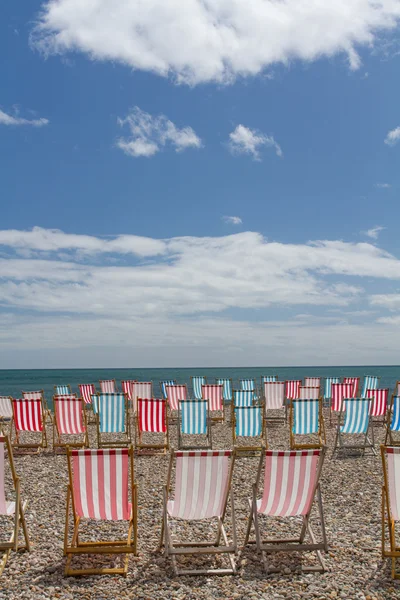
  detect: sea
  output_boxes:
[1,366,399,408]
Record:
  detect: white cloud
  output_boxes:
[116,107,202,157]
[31,0,400,86]
[0,108,49,127]
[385,126,400,146]
[223,216,242,225]
[362,225,386,240]
[228,125,282,161]
[375,182,391,188]
[370,294,400,311]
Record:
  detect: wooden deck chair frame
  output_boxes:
[0,397,13,435]
[243,447,328,573]
[135,398,169,454]
[64,445,137,576]
[232,404,266,454]
[159,449,237,576]
[177,400,212,450]
[96,393,132,448]
[0,435,30,576]
[385,394,400,446]
[331,398,376,458]
[289,398,326,450]
[22,390,52,424]
[53,397,89,451]
[381,445,400,579]
[12,399,47,453]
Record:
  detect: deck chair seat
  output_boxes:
[135,398,168,454]
[191,376,207,400]
[55,385,72,396]
[343,377,360,397]
[232,405,266,453]
[201,384,224,422]
[165,384,188,420]
[160,380,176,399]
[264,381,286,424]
[332,398,375,457]
[178,400,212,449]
[96,393,131,448]
[12,399,47,452]
[53,397,88,450]
[323,377,340,407]
[304,377,321,389]
[330,383,354,425]
[99,379,117,393]
[385,396,400,445]
[290,399,325,449]
[366,388,389,424]
[216,379,233,402]
[131,382,153,414]
[361,376,379,397]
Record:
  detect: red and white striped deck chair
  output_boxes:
[99,379,116,393]
[22,390,51,423]
[12,399,47,452]
[366,388,389,424]
[285,380,301,401]
[304,377,321,390]
[165,384,187,417]
[78,383,96,406]
[0,397,13,433]
[64,446,137,576]
[53,396,88,450]
[135,398,168,454]
[263,381,286,423]
[299,386,320,400]
[244,448,328,573]
[330,382,353,425]
[201,384,224,422]
[0,435,30,575]
[131,382,153,414]
[343,377,359,398]
[121,380,136,401]
[381,445,400,578]
[160,449,237,575]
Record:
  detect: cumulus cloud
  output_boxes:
[228,125,282,161]
[0,108,49,127]
[223,216,242,225]
[385,126,400,146]
[362,225,386,240]
[116,107,202,157]
[31,0,400,86]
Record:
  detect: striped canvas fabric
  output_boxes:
[167,450,231,520]
[264,382,285,410]
[386,447,400,521]
[216,379,232,401]
[257,449,321,517]
[99,380,116,393]
[331,383,353,413]
[166,385,187,411]
[304,377,320,388]
[366,388,389,417]
[91,394,98,414]
[79,383,96,405]
[180,400,207,435]
[233,390,254,407]
[192,377,206,399]
[299,386,320,400]
[285,380,301,400]
[97,394,126,433]
[0,397,13,419]
[12,399,43,432]
[22,391,43,401]
[262,376,277,383]
[292,400,319,435]
[361,376,379,397]
[71,448,130,520]
[390,397,400,432]
[131,382,152,402]
[121,380,135,400]
[0,440,14,516]
[397,382,400,396]
[160,380,176,399]
[55,385,71,395]
[201,385,223,411]
[54,398,85,435]
[343,377,359,397]
[137,399,166,433]
[323,377,340,400]
[235,406,262,437]
[340,399,370,434]
[240,379,255,391]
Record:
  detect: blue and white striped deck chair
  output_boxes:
[332,398,375,457]
[361,375,379,398]
[233,390,254,407]
[177,400,212,449]
[261,375,278,384]
[55,385,72,395]
[191,376,206,400]
[323,377,340,407]
[290,399,325,449]
[385,396,400,446]
[240,379,256,391]
[96,393,131,447]
[233,406,265,451]
[160,380,176,399]
[216,379,232,402]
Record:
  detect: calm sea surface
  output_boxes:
[1,366,399,407]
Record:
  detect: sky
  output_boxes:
[1,1,400,368]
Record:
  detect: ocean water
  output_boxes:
[0,366,399,407]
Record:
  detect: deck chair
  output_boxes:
[78,383,96,406]
[131,382,152,414]
[160,449,237,575]
[285,380,301,401]
[304,377,321,389]
[290,399,325,449]
[395,382,400,397]
[135,398,168,454]
[96,393,131,448]
[0,397,13,433]
[165,384,188,419]
[299,386,320,400]
[233,390,254,407]
[332,398,375,457]
[365,388,389,425]
[244,448,327,573]
[64,446,137,576]
[191,376,206,400]
[201,384,224,422]
[53,396,88,450]
[343,377,360,397]
[55,385,72,395]
[0,435,30,576]
[22,390,51,423]
[323,377,340,407]
[240,379,256,392]
[330,382,353,425]
[216,379,233,402]
[261,375,278,384]
[385,396,400,445]
[380,445,400,579]
[12,399,47,452]
[232,405,266,452]
[361,376,380,398]
[121,380,135,402]
[263,381,286,424]
[160,380,176,399]
[177,399,212,449]
[99,379,117,393]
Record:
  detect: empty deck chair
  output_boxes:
[78,383,96,406]
[365,388,389,424]
[53,396,88,450]
[165,384,188,419]
[261,375,278,384]
[12,399,47,452]
[233,390,254,407]
[201,384,224,422]
[299,386,320,400]
[385,396,400,446]
[330,382,353,425]
[380,445,400,579]
[332,398,375,457]
[160,450,237,575]
[285,380,301,401]
[244,448,327,573]
[263,381,286,423]
[0,435,30,576]
[191,376,206,400]
[64,446,137,576]
[131,382,153,414]
[121,380,135,402]
[343,377,360,398]
[178,399,212,449]
[135,398,168,454]
[216,378,233,402]
[361,376,380,398]
[240,379,256,392]
[290,399,325,449]
[0,397,13,433]
[54,385,72,396]
[160,380,176,399]
[323,377,340,407]
[96,393,131,448]
[22,390,51,423]
[304,377,321,389]
[99,379,116,393]
[232,405,265,452]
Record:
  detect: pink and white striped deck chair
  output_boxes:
[244,448,328,573]
[264,381,286,423]
[12,399,47,451]
[99,379,116,393]
[330,382,353,425]
[78,384,96,406]
[135,398,168,454]
[121,380,136,401]
[381,445,400,579]
[304,377,321,389]
[160,449,237,575]
[343,377,360,398]
[366,388,389,424]
[0,397,13,433]
[53,396,88,450]
[165,384,187,417]
[22,390,51,423]
[285,380,301,401]
[0,435,30,575]
[201,384,224,422]
[299,386,320,400]
[64,446,137,576]
[131,382,153,414]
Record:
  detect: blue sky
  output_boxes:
[1,1,400,368]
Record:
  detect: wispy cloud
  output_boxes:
[362,225,386,240]
[375,183,391,189]
[228,125,282,161]
[0,108,49,127]
[385,126,400,146]
[116,107,202,158]
[223,216,242,225]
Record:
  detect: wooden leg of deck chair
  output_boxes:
[331,426,339,459]
[18,500,30,552]
[243,498,254,548]
[317,486,328,552]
